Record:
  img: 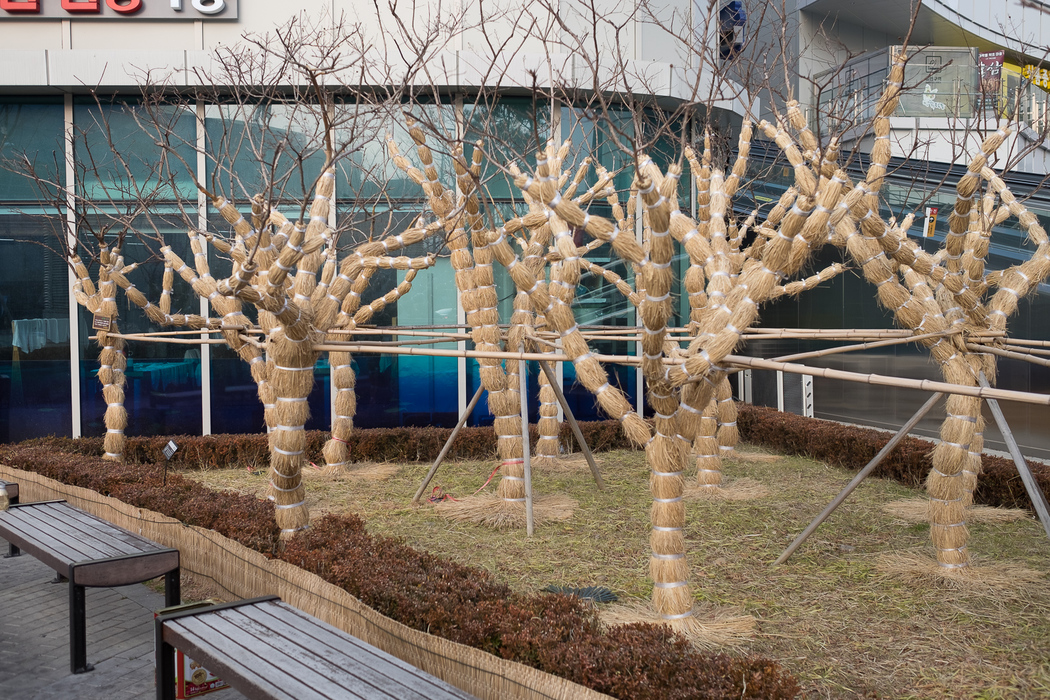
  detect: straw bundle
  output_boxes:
[692,396,721,488]
[883,498,1030,524]
[322,349,356,473]
[715,378,738,458]
[600,600,755,650]
[876,552,1045,597]
[534,315,562,468]
[434,493,576,528]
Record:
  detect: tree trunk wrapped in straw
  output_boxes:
[97,275,128,463]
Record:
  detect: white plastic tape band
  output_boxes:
[274,365,313,372]
[653,526,681,532]
[653,496,683,503]
[107,403,123,408]
[502,497,527,503]
[269,482,301,492]
[274,500,307,510]
[651,470,684,477]
[678,402,703,416]
[652,552,685,560]
[659,610,695,620]
[106,429,124,435]
[502,475,525,482]
[104,452,123,458]
[274,447,304,457]
[275,424,304,431]
[653,581,687,589]
[280,525,310,534]
[276,397,308,403]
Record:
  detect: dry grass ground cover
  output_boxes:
[185,446,1050,699]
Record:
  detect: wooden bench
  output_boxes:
[155,596,479,700]
[0,479,19,557]
[0,499,180,674]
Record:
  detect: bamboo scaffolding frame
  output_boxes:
[774,392,945,565]
[412,385,486,505]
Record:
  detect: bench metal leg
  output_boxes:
[5,493,20,557]
[69,582,94,673]
[164,567,181,608]
[155,625,177,700]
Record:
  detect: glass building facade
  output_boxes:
[3,92,1050,464]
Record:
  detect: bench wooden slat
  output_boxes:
[30,502,158,558]
[165,616,319,700]
[0,512,98,570]
[181,612,389,700]
[1,502,165,564]
[58,502,163,554]
[241,603,473,699]
[160,600,478,700]
[214,606,417,699]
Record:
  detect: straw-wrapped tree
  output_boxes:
[824,50,1050,572]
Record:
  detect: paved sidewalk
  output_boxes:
[0,536,245,700]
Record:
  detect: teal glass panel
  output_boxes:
[205,103,328,206]
[75,99,197,201]
[0,98,64,202]
[337,101,455,203]
[464,97,550,205]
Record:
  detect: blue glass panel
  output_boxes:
[76,211,203,438]
[0,207,72,442]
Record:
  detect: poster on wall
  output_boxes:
[979,50,1005,93]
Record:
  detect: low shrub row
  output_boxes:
[736,403,1050,511]
[23,420,637,471]
[28,405,1047,514]
[0,440,799,699]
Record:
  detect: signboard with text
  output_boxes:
[0,0,237,19]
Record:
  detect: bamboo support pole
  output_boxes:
[966,343,1050,368]
[978,373,1050,540]
[520,344,535,537]
[538,360,605,490]
[773,330,957,364]
[720,354,1050,406]
[411,385,486,505]
[774,392,945,565]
